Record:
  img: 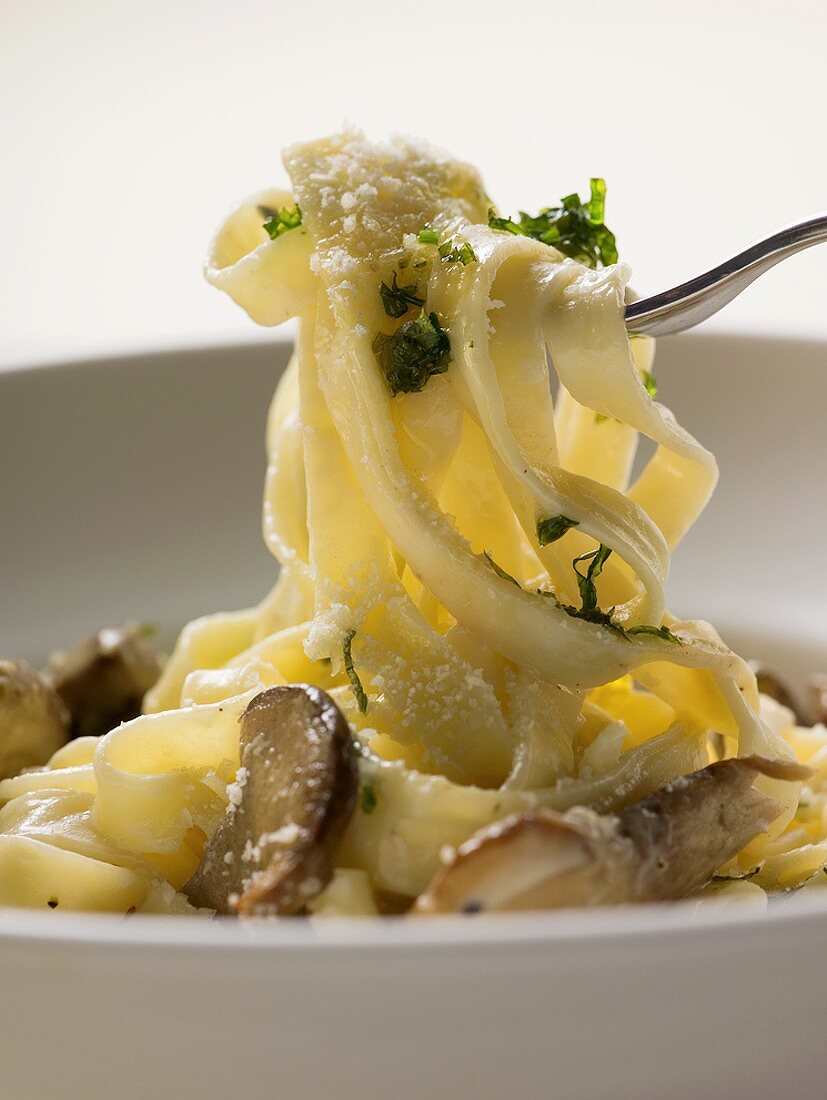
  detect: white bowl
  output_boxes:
[1,333,825,1100]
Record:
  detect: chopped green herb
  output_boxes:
[573,545,613,613]
[566,545,679,641]
[551,590,680,641]
[559,600,624,633]
[483,551,521,587]
[360,782,378,814]
[594,412,610,425]
[418,226,440,245]
[342,629,368,713]
[379,273,425,319]
[138,622,158,639]
[537,581,621,632]
[487,178,618,268]
[537,514,580,546]
[262,204,303,239]
[487,210,522,234]
[712,867,761,882]
[373,310,451,395]
[491,545,679,646]
[626,624,681,644]
[438,240,477,266]
[418,225,476,265]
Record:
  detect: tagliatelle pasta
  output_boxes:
[2,130,826,915]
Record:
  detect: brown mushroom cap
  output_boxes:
[808,673,827,727]
[750,663,807,725]
[184,684,359,916]
[0,660,70,780]
[44,624,162,739]
[416,755,810,914]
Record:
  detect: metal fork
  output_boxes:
[625,213,827,336]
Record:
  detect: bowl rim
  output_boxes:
[3,326,827,379]
[2,331,826,952]
[1,892,826,951]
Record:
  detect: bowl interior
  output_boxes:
[0,330,825,947]
[0,341,285,663]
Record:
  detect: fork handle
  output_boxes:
[625,213,827,336]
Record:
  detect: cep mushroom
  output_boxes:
[44,624,162,739]
[416,755,811,914]
[750,663,808,725]
[808,674,827,726]
[0,660,70,780]
[184,684,359,916]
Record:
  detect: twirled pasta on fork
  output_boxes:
[2,131,824,916]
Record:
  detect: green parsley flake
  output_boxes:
[438,240,477,266]
[626,624,681,644]
[712,867,761,883]
[262,204,303,240]
[537,514,580,546]
[483,551,521,587]
[360,783,378,814]
[418,225,476,265]
[573,544,612,613]
[488,543,680,646]
[487,211,521,234]
[373,310,451,395]
[487,178,618,268]
[379,273,425,319]
[566,545,680,643]
[342,629,368,713]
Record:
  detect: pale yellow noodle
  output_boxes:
[0,130,814,914]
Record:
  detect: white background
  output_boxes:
[1,0,826,367]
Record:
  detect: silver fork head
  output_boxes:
[625,213,827,337]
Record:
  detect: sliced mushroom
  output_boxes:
[808,674,827,726]
[415,755,811,914]
[749,663,807,725]
[0,660,70,780]
[44,624,162,739]
[184,685,359,916]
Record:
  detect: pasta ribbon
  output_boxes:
[2,130,816,914]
